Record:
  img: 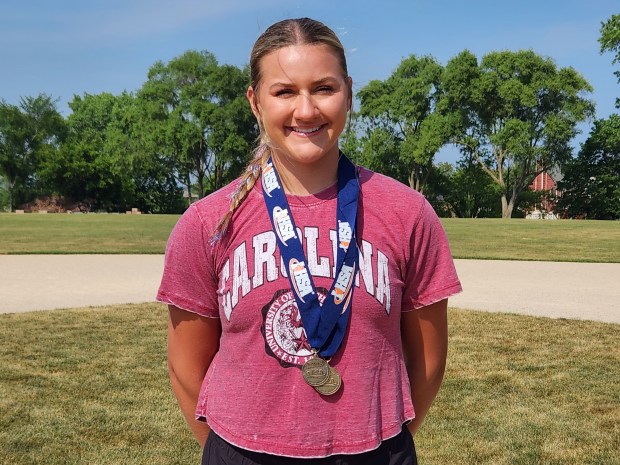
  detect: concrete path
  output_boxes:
[449,260,620,324]
[0,255,163,314]
[0,255,618,324]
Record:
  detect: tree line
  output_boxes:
[1,15,619,218]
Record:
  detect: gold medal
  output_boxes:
[301,356,330,387]
[314,366,342,396]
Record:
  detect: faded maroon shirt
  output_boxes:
[157,167,462,458]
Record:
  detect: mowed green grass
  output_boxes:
[1,213,619,262]
[0,304,617,465]
[443,218,620,263]
[0,213,179,254]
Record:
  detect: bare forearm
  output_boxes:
[401,299,449,437]
[167,306,221,448]
[406,367,445,435]
[169,370,211,447]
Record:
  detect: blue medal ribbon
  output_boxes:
[261,153,360,358]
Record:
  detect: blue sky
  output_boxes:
[1,0,618,163]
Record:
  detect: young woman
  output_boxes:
[158,17,462,465]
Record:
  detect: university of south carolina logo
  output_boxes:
[260,289,327,368]
[273,206,296,244]
[338,220,352,251]
[332,263,355,306]
[289,259,314,302]
[262,162,280,196]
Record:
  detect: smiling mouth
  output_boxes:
[289,125,326,136]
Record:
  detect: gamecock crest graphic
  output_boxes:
[261,288,327,368]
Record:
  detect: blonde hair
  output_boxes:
[212,18,349,241]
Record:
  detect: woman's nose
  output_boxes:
[294,94,319,119]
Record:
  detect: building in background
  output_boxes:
[526,168,562,219]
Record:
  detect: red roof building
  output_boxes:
[527,169,562,218]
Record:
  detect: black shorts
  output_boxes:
[201,425,417,465]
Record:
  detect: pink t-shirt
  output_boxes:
[157,167,462,458]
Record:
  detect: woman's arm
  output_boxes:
[167,305,221,447]
[401,298,449,436]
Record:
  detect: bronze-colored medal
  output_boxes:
[314,366,342,396]
[301,357,330,387]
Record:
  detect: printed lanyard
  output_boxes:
[261,154,360,357]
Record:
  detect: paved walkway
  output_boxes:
[0,256,618,324]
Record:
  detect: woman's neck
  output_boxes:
[272,151,339,196]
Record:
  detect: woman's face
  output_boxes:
[247,44,351,170]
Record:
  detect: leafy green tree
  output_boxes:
[426,157,501,218]
[422,162,454,217]
[357,55,449,193]
[40,93,134,211]
[600,13,620,106]
[442,50,594,218]
[138,51,257,203]
[105,93,185,213]
[556,14,620,220]
[0,94,65,211]
[448,156,501,218]
[42,92,185,213]
[339,111,362,160]
[357,127,407,181]
[0,176,9,211]
[0,103,27,210]
[557,114,620,219]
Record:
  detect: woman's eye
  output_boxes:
[316,86,334,93]
[275,89,294,97]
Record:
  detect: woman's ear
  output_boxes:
[247,86,260,119]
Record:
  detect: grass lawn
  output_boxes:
[0,304,618,465]
[1,213,619,262]
[443,218,620,263]
[0,213,179,254]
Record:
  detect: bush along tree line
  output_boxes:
[1,15,619,217]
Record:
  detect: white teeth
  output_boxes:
[292,126,321,134]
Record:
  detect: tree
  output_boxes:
[40,93,134,211]
[41,92,185,213]
[557,111,620,219]
[138,51,257,203]
[442,50,594,218]
[600,13,620,106]
[0,176,9,211]
[356,126,407,181]
[357,55,449,193]
[0,94,65,211]
[0,103,27,211]
[105,93,185,213]
[339,111,362,160]
[432,156,502,218]
[556,14,620,220]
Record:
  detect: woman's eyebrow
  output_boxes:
[269,77,340,90]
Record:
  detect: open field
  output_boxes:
[1,213,619,262]
[442,218,620,263]
[0,213,178,254]
[0,304,617,465]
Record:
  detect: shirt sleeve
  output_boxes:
[156,204,220,318]
[401,199,462,311]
